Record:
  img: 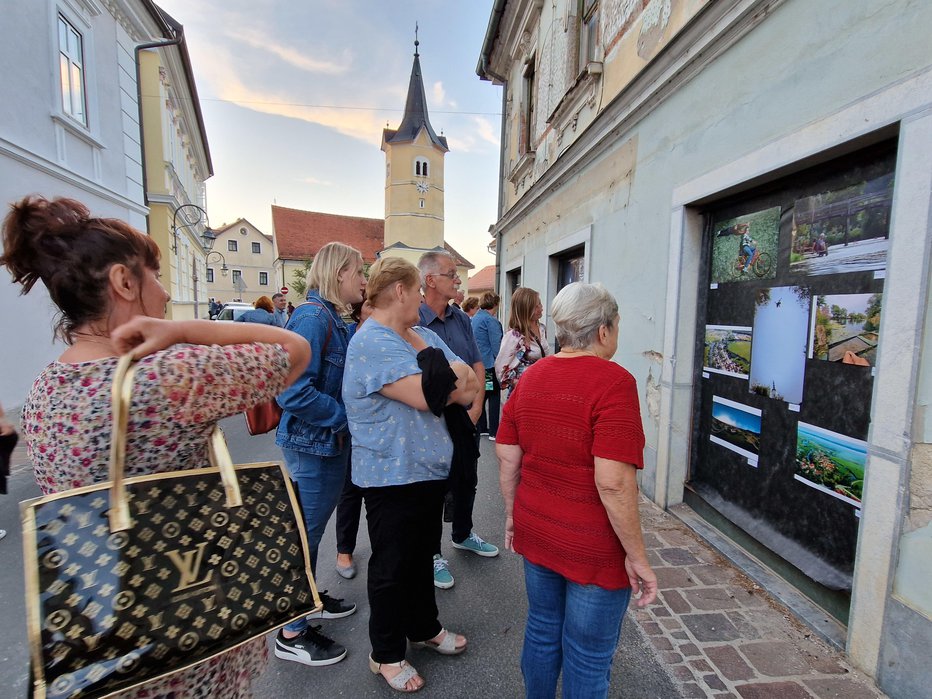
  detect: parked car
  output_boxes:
[214,302,253,322]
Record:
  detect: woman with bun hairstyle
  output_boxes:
[1,196,310,698]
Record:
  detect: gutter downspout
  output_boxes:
[134,35,181,222]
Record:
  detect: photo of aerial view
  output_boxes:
[704,325,753,379]
[710,396,762,466]
[809,293,882,366]
[795,421,867,508]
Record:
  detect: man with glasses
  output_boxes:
[418,252,499,590]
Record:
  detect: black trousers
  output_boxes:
[364,479,446,663]
[335,459,363,555]
[476,370,501,437]
[450,450,478,544]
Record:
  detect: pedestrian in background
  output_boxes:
[472,291,503,441]
[495,287,550,397]
[272,292,289,327]
[343,257,479,693]
[235,295,276,324]
[496,282,657,699]
[461,296,479,317]
[274,242,367,667]
[334,297,373,580]
[0,400,17,541]
[418,251,499,592]
[0,195,310,698]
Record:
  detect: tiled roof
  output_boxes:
[272,206,385,262]
[468,264,496,291]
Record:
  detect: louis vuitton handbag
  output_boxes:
[21,355,322,699]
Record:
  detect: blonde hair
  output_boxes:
[508,287,541,342]
[254,295,274,313]
[306,242,363,314]
[366,257,420,308]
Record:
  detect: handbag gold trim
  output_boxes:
[22,354,321,699]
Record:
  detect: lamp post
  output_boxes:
[172,204,224,319]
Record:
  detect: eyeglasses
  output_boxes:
[432,271,460,280]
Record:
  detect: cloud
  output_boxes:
[472,116,499,147]
[225,28,349,75]
[432,81,446,106]
[299,176,332,186]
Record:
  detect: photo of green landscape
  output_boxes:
[710,396,762,466]
[795,421,866,508]
[704,325,752,379]
[809,293,881,366]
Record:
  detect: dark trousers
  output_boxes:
[450,451,478,544]
[364,479,445,663]
[476,371,501,437]
[335,460,363,555]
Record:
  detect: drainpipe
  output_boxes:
[134,35,181,220]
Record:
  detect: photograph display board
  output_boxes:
[690,144,895,587]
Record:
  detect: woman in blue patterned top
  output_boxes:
[344,257,480,693]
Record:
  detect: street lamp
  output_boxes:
[172,203,225,319]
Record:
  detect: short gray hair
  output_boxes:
[418,250,453,287]
[551,282,618,349]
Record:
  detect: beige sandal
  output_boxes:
[410,628,467,655]
[368,654,424,693]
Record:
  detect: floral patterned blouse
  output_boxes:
[22,343,291,699]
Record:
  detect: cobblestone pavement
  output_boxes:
[635,498,886,698]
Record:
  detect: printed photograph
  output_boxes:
[704,325,753,379]
[790,173,894,276]
[710,396,762,466]
[749,286,811,404]
[710,206,780,284]
[795,421,867,508]
[810,293,882,366]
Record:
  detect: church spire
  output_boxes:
[383,31,448,152]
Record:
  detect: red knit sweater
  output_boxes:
[497,355,645,589]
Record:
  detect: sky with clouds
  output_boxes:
[155,0,502,272]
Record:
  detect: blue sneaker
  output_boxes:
[433,555,455,589]
[451,532,499,558]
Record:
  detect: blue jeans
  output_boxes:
[521,559,632,699]
[282,447,349,633]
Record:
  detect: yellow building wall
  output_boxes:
[384,130,445,249]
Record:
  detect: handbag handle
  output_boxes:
[107,354,243,532]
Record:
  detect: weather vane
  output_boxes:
[414,22,419,55]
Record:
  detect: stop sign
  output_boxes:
[280,286,289,295]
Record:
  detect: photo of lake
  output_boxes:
[809,293,881,366]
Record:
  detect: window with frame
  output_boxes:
[415,158,429,177]
[58,14,87,125]
[252,242,261,254]
[206,268,214,283]
[232,270,242,283]
[228,240,238,252]
[577,0,599,74]
[523,58,536,153]
[259,271,269,286]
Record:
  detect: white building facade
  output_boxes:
[478,1,932,696]
[0,0,172,407]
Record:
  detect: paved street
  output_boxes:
[0,414,889,698]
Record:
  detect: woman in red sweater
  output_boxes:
[496,282,658,699]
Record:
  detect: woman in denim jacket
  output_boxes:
[274,242,367,667]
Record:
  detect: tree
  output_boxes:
[863,293,882,332]
[290,258,314,298]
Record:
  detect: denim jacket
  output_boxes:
[471,308,503,369]
[275,291,350,456]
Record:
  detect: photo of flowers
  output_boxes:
[710,396,762,466]
[795,421,867,508]
[704,325,753,379]
[789,172,894,277]
[749,286,811,404]
[710,206,780,284]
[809,293,882,366]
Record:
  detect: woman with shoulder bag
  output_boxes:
[1,196,310,698]
[273,242,367,666]
[495,287,550,397]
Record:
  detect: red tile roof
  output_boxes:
[272,206,384,262]
[468,264,496,292]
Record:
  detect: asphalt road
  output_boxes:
[1,415,679,698]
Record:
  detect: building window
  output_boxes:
[523,57,536,153]
[206,268,214,283]
[415,158,429,177]
[232,269,241,283]
[58,14,86,125]
[556,247,586,290]
[259,271,269,286]
[578,0,599,73]
[252,242,261,254]
[419,199,425,209]
[228,240,238,252]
